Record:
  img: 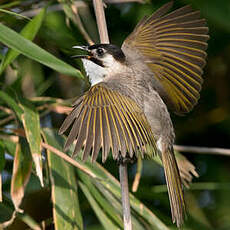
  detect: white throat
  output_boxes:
[82,55,126,86]
[82,59,106,86]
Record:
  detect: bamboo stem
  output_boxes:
[119,163,132,230]
[93,0,110,43]
[174,145,230,156]
[91,1,133,228]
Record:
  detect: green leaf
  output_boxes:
[0,1,20,9]
[0,91,43,186]
[45,128,169,230]
[1,138,16,157]
[78,171,123,228]
[42,128,83,230]
[0,9,30,21]
[0,23,83,78]
[10,138,32,211]
[0,91,23,119]
[93,181,146,230]
[19,98,43,187]
[79,182,120,230]
[87,163,170,230]
[0,8,46,74]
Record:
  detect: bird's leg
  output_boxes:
[119,163,132,230]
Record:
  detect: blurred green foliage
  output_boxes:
[0,0,230,229]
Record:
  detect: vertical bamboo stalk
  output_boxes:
[119,163,132,230]
[92,1,132,229]
[93,0,110,43]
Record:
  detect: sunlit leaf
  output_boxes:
[42,128,83,230]
[0,8,46,74]
[0,23,84,78]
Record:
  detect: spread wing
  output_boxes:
[59,84,157,162]
[122,2,209,114]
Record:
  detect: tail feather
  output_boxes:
[161,147,186,228]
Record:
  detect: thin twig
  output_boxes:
[93,0,110,43]
[20,1,143,18]
[174,145,230,156]
[0,106,12,114]
[0,115,15,126]
[41,142,97,179]
[21,1,86,17]
[119,164,132,230]
[2,131,230,157]
[132,155,142,192]
[71,4,94,45]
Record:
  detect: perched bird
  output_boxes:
[59,2,209,227]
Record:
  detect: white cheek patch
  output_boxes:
[82,59,106,86]
[102,54,114,66]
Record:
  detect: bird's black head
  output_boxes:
[73,44,126,67]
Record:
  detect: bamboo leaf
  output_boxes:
[10,138,32,211]
[78,171,123,228]
[42,128,83,230]
[93,181,146,230]
[0,9,30,21]
[0,90,44,187]
[92,164,170,230]
[0,8,46,74]
[44,128,169,230]
[19,98,43,187]
[79,182,120,230]
[0,91,23,119]
[0,23,84,78]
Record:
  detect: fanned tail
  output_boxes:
[161,147,186,228]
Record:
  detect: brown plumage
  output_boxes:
[59,84,157,162]
[122,1,209,114]
[59,2,209,228]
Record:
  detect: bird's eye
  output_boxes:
[96,48,104,56]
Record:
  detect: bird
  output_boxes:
[59,2,209,228]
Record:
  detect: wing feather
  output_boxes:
[82,97,95,161]
[122,2,209,114]
[60,84,156,162]
[92,108,102,161]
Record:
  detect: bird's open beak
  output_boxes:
[72,45,104,67]
[72,45,92,59]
